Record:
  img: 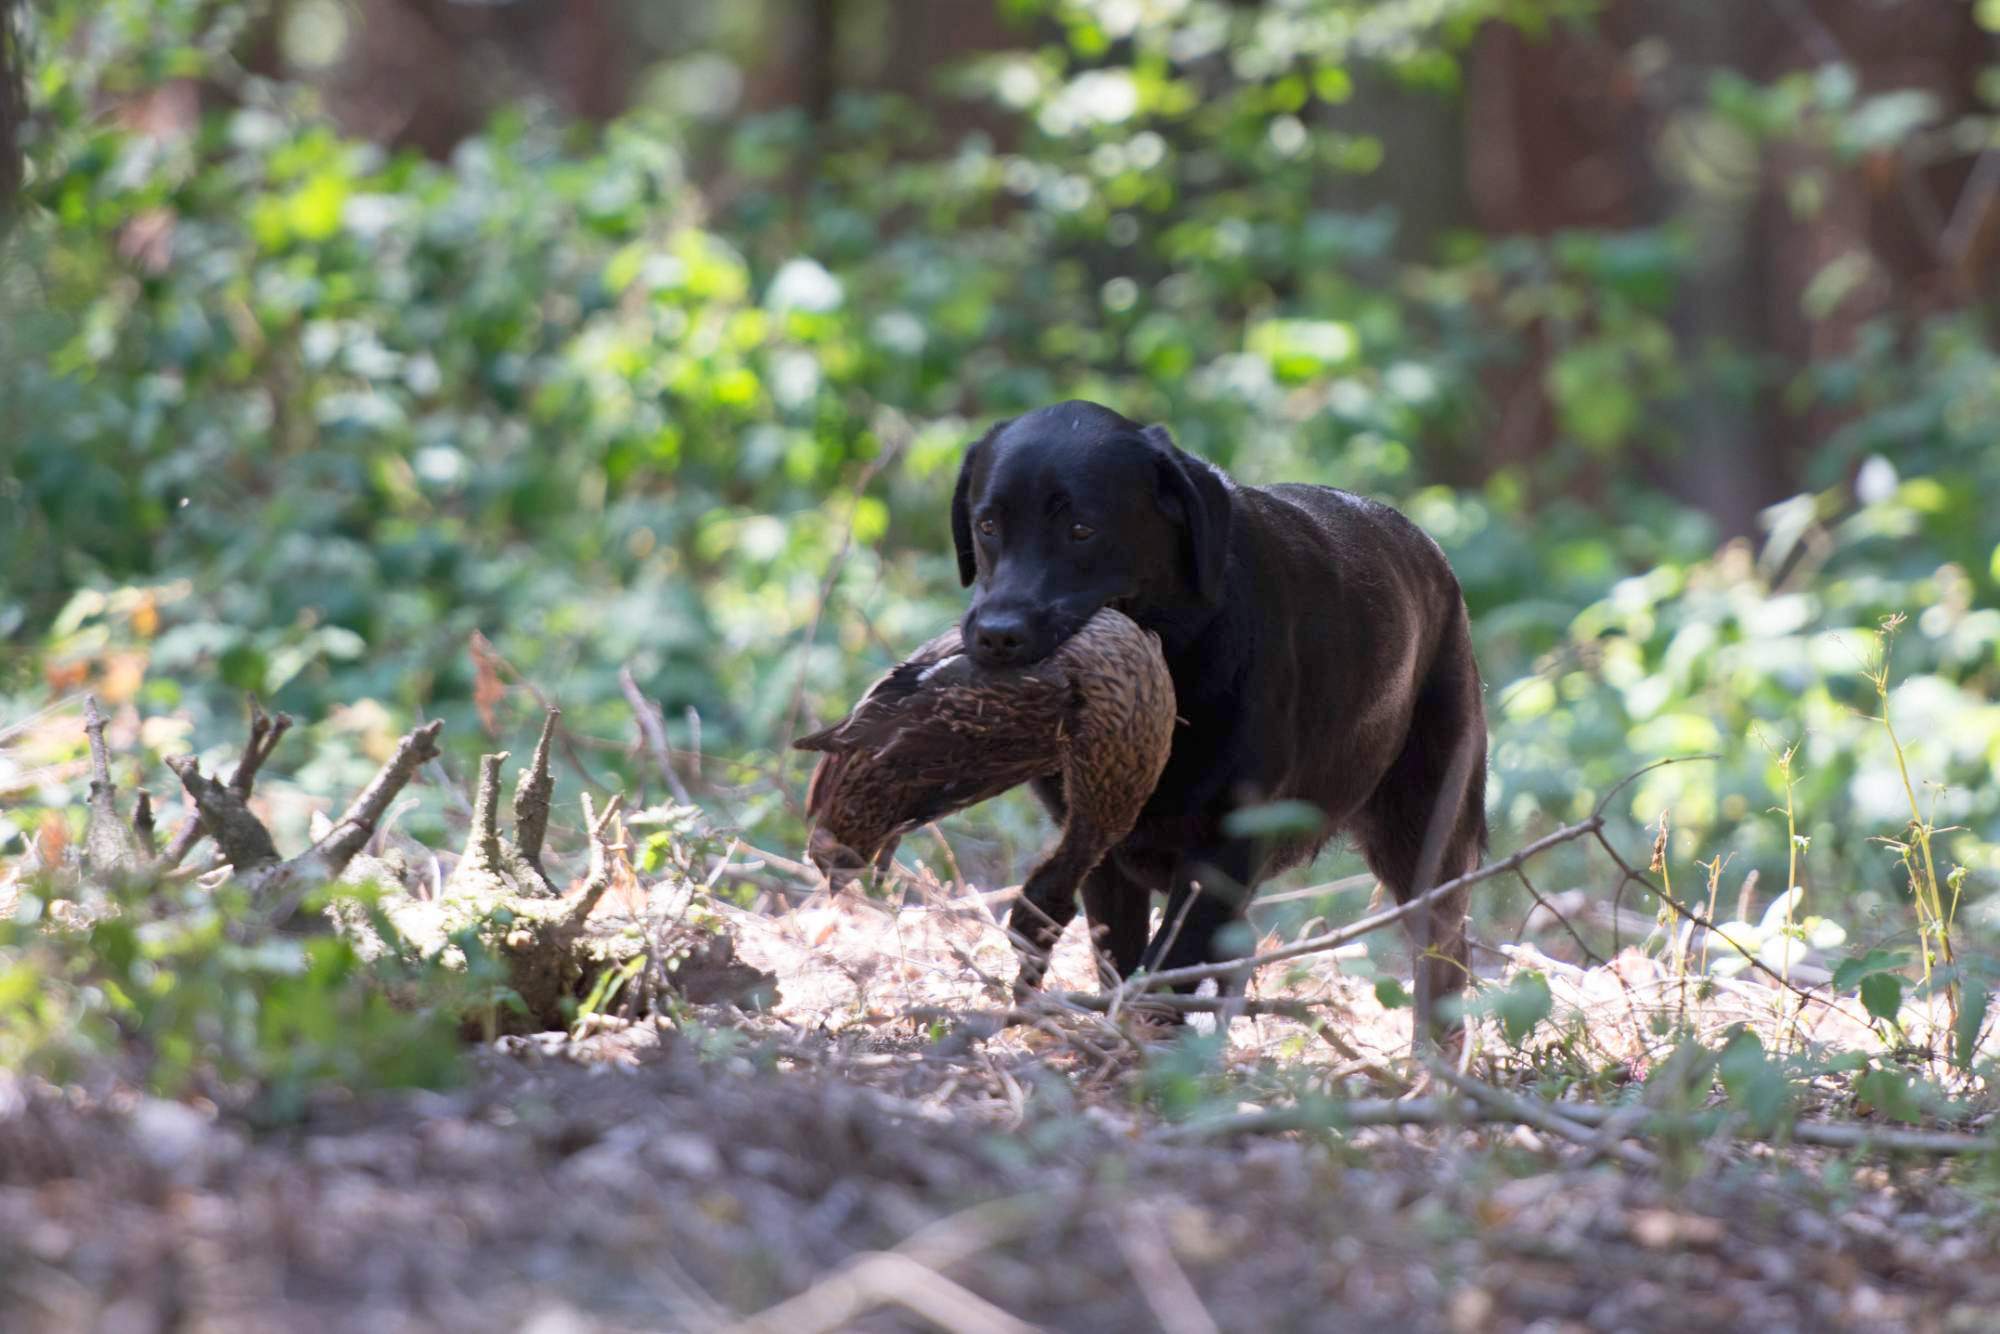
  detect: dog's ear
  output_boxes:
[951,421,1005,587]
[1143,424,1232,604]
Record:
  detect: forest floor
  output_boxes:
[4,877,2000,1334]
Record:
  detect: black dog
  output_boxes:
[955,401,1488,1035]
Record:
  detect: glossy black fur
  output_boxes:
[954,400,1489,1031]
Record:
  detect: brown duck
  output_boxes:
[795,607,1176,978]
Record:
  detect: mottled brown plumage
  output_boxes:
[795,608,1176,976]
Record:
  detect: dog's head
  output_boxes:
[951,400,1232,668]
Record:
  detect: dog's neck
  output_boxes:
[1149,584,1251,702]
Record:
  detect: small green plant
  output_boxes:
[573,953,647,1034]
[1867,614,1961,1032]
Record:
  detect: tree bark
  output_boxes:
[1,0,25,227]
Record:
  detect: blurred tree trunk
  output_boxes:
[1,0,23,225]
[322,0,630,157]
[1461,1,1993,534]
[802,0,839,123]
[744,0,1022,137]
[1641,1,1790,539]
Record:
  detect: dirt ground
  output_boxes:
[4,883,1998,1333]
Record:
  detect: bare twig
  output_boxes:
[1251,872,1374,907]
[1942,144,2000,281]
[778,420,911,764]
[1087,759,1715,1004]
[1594,828,1863,1021]
[82,694,115,795]
[563,791,628,933]
[620,664,694,805]
[242,719,444,931]
[911,991,1332,1038]
[465,632,609,796]
[230,701,293,797]
[1514,865,1608,968]
[303,720,445,879]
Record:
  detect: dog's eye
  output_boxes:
[1070,524,1095,542]
[977,517,997,537]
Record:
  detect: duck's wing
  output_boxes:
[794,627,972,754]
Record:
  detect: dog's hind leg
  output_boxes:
[1354,619,1488,1042]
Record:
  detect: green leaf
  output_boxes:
[1832,948,1910,990]
[1854,1067,1923,1124]
[1493,972,1552,1047]
[1374,977,1411,1011]
[1546,343,1638,450]
[1954,986,1990,1071]
[1717,1026,1791,1131]
[1859,972,1903,1024]
[1221,800,1326,841]
[1246,319,1357,380]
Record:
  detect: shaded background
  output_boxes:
[3,0,1998,960]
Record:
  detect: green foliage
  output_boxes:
[1489,970,1553,1048]
[1139,1026,1232,1121]
[1373,976,1412,1011]
[1859,972,1905,1026]
[1221,800,1327,841]
[2,0,1997,936]
[1852,1065,1927,1125]
[1715,1027,1792,1134]
[1955,985,1990,1073]
[0,874,473,1119]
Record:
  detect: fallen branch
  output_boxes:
[1111,815,1606,1000]
[1115,1201,1221,1334]
[724,1193,1046,1334]
[1166,1093,1997,1158]
[1426,1060,1659,1170]
[620,664,693,806]
[908,992,1331,1039]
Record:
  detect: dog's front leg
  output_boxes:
[1140,841,1258,991]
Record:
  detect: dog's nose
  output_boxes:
[971,609,1032,666]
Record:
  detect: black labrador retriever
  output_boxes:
[955,400,1488,1035]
